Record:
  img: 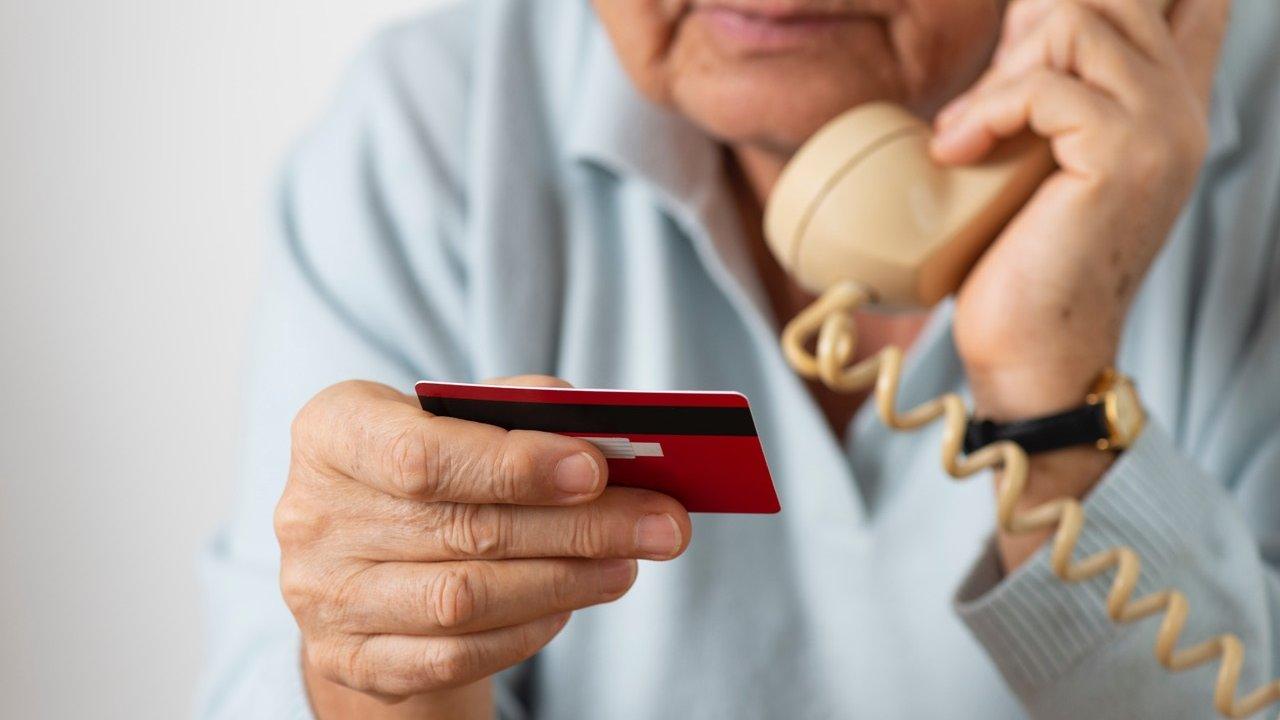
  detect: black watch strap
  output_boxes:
[963,403,1109,455]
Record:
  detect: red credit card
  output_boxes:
[415,382,780,514]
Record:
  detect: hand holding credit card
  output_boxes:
[416,382,780,513]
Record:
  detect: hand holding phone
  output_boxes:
[936,0,1230,420]
[767,0,1229,420]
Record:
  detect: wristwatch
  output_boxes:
[963,368,1146,455]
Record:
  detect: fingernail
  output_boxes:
[554,452,600,497]
[598,558,638,594]
[634,514,681,559]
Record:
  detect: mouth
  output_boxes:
[689,3,878,53]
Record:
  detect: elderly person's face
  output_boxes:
[593,1,1003,155]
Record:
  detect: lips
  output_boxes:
[690,0,894,22]
[688,1,884,53]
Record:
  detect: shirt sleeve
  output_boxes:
[954,285,1280,717]
[194,24,533,719]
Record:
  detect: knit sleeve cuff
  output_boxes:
[953,420,1220,694]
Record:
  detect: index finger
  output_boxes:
[295,380,609,506]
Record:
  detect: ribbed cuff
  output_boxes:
[954,420,1221,694]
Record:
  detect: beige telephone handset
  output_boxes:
[766,103,1053,310]
[764,4,1280,717]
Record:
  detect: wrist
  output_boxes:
[966,359,1133,573]
[965,355,1114,422]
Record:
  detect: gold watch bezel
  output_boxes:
[1084,368,1146,451]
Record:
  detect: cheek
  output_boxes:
[591,0,684,106]
[593,0,1003,151]
[661,18,911,149]
[891,0,1003,110]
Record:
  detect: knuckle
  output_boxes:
[278,562,320,618]
[426,566,485,630]
[569,510,611,558]
[308,639,364,689]
[292,381,358,445]
[386,424,439,498]
[273,494,328,549]
[547,562,583,609]
[441,504,506,558]
[418,501,458,538]
[339,639,381,694]
[288,409,310,450]
[290,394,325,444]
[322,567,370,631]
[421,639,478,689]
[490,434,537,501]
[291,383,374,473]
[304,641,335,680]
[289,406,325,467]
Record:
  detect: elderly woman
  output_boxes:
[200,0,1280,718]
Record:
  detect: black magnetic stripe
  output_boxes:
[418,396,758,436]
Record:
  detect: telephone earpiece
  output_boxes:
[764,102,1052,309]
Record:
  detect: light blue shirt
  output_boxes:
[198,1,1280,718]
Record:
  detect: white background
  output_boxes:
[0,1,447,717]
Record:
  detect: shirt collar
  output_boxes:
[563,23,723,218]
[564,20,783,335]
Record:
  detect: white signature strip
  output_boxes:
[581,437,664,460]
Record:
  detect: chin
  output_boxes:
[670,63,906,156]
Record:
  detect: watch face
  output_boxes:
[1106,381,1145,447]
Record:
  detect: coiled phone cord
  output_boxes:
[782,281,1280,719]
